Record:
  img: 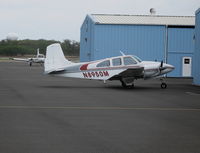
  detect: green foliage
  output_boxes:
[61,39,80,56]
[0,39,80,56]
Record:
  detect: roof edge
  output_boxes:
[195,8,200,15]
[89,14,195,26]
[87,14,97,23]
[91,14,195,18]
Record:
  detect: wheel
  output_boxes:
[129,83,135,89]
[29,62,32,66]
[121,81,127,88]
[161,83,167,89]
[121,81,134,89]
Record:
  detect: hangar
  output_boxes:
[80,14,195,77]
[193,8,200,85]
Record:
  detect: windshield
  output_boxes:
[124,57,137,65]
[132,55,142,63]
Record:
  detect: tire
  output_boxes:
[121,81,127,88]
[161,83,167,89]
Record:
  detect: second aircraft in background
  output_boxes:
[13,49,45,66]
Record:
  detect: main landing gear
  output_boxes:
[29,62,32,66]
[160,78,167,89]
[29,58,33,67]
[120,78,135,88]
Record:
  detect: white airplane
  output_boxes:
[13,49,45,66]
[44,43,174,88]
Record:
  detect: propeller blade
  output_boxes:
[159,61,165,71]
[159,61,165,72]
[160,60,163,68]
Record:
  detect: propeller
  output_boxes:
[159,60,165,71]
[160,60,163,68]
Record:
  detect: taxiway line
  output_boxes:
[0,105,200,111]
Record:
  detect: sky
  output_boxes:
[0,0,199,42]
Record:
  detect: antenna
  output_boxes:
[120,51,126,56]
[150,8,156,15]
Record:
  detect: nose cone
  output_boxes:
[162,63,175,74]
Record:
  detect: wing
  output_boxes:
[109,67,144,80]
[13,58,29,62]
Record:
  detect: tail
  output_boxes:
[44,43,72,74]
[37,48,40,57]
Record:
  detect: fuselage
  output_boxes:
[48,55,174,80]
[28,57,45,63]
[44,43,175,88]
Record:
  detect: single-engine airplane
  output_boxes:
[13,49,45,66]
[44,43,174,88]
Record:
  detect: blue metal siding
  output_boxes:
[93,24,165,61]
[193,9,200,85]
[168,27,194,53]
[167,27,194,77]
[80,16,95,62]
[167,53,193,77]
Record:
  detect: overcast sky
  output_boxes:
[0,0,199,41]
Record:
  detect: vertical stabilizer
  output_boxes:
[37,48,40,57]
[44,43,72,73]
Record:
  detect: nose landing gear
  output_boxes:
[160,78,167,89]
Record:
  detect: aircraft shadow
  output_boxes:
[105,85,160,91]
[40,85,160,91]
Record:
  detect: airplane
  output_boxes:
[44,43,174,88]
[13,49,45,66]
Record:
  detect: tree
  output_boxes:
[0,39,80,56]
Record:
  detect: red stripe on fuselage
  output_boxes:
[80,64,89,70]
[80,64,142,71]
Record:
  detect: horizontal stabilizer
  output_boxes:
[13,58,29,62]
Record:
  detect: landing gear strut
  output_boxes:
[160,78,167,89]
[120,79,134,88]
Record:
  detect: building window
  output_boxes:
[112,58,121,66]
[124,57,137,65]
[97,60,110,67]
[184,58,190,64]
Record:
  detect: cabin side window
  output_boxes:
[96,60,110,67]
[124,57,137,65]
[112,58,122,66]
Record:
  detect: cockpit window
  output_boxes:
[112,58,121,66]
[97,60,110,67]
[124,57,137,65]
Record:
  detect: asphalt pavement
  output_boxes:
[0,61,200,153]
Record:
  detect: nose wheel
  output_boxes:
[161,82,167,89]
[160,78,167,89]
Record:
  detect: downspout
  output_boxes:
[164,25,168,63]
